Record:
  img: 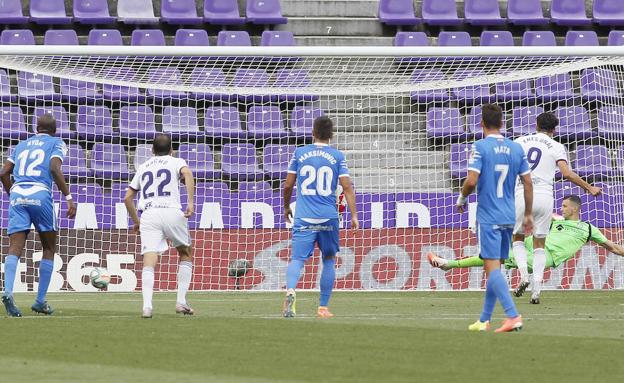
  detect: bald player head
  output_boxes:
[152,134,173,156]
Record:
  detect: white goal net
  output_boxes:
[1,46,623,292]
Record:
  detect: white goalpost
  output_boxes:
[0,46,623,292]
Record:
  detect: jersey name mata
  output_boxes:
[129,155,188,211]
[8,134,67,191]
[514,132,568,196]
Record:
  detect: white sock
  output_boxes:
[142,266,155,310]
[532,248,547,295]
[512,241,529,282]
[176,261,193,305]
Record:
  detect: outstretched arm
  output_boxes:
[0,161,14,196]
[50,157,76,219]
[598,240,624,257]
[558,160,601,196]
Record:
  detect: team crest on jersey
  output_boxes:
[468,149,476,165]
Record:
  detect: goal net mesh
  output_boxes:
[1,52,623,292]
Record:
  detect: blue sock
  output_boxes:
[489,269,519,318]
[286,259,306,290]
[3,255,19,297]
[319,257,336,307]
[36,259,54,305]
[479,276,497,322]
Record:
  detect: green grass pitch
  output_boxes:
[2,291,623,383]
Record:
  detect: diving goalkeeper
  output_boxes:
[427,195,624,303]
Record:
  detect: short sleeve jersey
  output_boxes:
[8,134,67,190]
[129,155,188,211]
[514,133,568,196]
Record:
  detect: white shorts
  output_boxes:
[514,193,553,238]
[139,208,191,255]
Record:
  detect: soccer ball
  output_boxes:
[90,267,111,289]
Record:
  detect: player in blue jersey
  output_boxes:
[456,104,534,332]
[0,114,76,317]
[282,116,359,318]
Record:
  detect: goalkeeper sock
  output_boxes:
[176,261,193,305]
[479,273,497,322]
[489,269,519,318]
[3,255,19,297]
[36,259,54,304]
[142,267,155,310]
[286,259,305,290]
[513,241,529,282]
[532,248,547,295]
[448,256,484,268]
[319,257,336,307]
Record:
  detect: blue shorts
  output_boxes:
[8,188,56,235]
[291,218,340,261]
[478,223,513,260]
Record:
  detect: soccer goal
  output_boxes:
[0,45,623,292]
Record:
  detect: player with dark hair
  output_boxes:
[455,103,533,332]
[282,116,359,318]
[0,114,76,317]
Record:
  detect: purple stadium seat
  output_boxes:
[597,107,624,139]
[133,144,152,169]
[395,32,429,46]
[175,29,210,46]
[101,68,144,101]
[32,106,73,139]
[451,70,494,104]
[221,144,263,180]
[162,106,200,138]
[507,0,549,26]
[117,0,159,24]
[146,67,187,100]
[274,69,315,102]
[465,0,505,26]
[261,30,295,46]
[0,107,27,140]
[0,0,28,24]
[203,107,245,139]
[60,69,101,102]
[217,30,251,46]
[247,106,287,139]
[238,182,273,193]
[204,0,245,25]
[119,105,157,140]
[580,68,621,101]
[594,0,624,26]
[378,0,421,26]
[410,69,449,103]
[1,30,35,45]
[511,106,544,136]
[438,31,472,46]
[263,145,296,179]
[161,0,202,25]
[426,108,465,139]
[246,0,287,25]
[449,143,472,178]
[422,0,462,26]
[551,0,591,26]
[74,0,116,24]
[608,31,624,46]
[534,73,577,102]
[90,143,130,180]
[565,31,599,46]
[480,31,514,46]
[0,69,15,102]
[496,76,535,103]
[131,29,166,46]
[30,0,72,25]
[468,105,508,138]
[62,145,91,179]
[177,144,221,179]
[573,145,613,178]
[17,72,60,102]
[554,106,594,139]
[44,30,79,45]
[232,69,274,103]
[290,106,324,138]
[522,31,556,46]
[187,68,230,101]
[88,29,123,45]
[76,105,113,141]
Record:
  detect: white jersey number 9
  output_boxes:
[300,165,333,197]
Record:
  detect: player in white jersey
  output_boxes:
[124,134,195,318]
[512,112,601,303]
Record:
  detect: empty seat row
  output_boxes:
[396,30,624,47]
[427,106,624,140]
[0,29,295,47]
[0,105,324,140]
[0,0,286,26]
[380,0,624,27]
[0,67,315,103]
